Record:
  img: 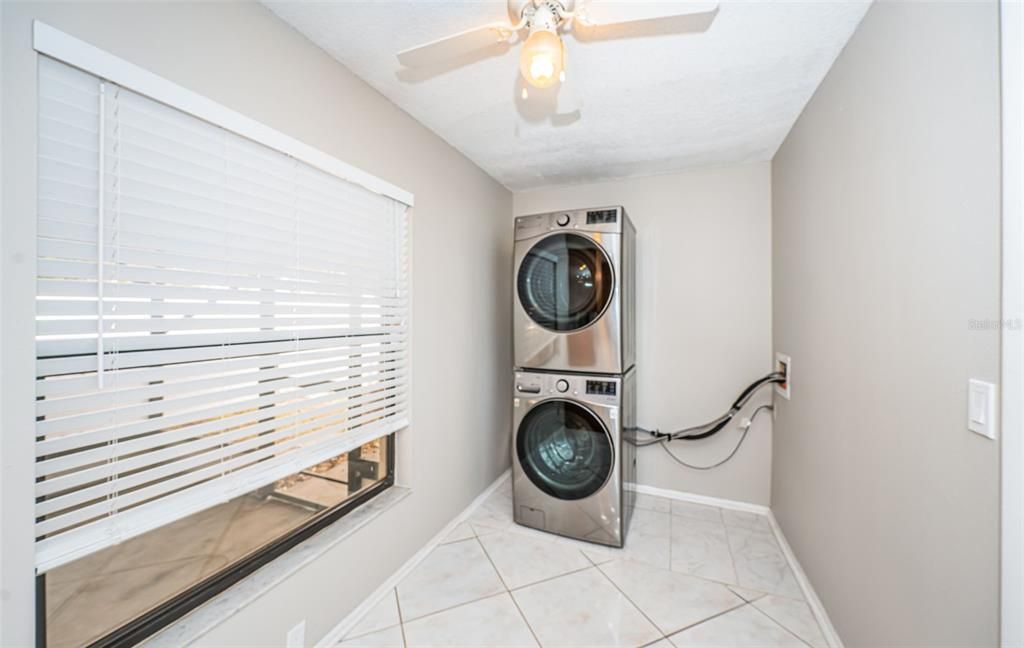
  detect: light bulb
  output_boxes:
[519,29,564,89]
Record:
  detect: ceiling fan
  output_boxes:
[396,1,720,94]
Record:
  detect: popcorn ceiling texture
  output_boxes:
[265,1,871,191]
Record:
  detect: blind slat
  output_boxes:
[35,57,410,572]
[35,418,406,573]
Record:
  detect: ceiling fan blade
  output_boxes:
[397,23,515,68]
[578,1,719,28]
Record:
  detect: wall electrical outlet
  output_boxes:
[286,620,306,648]
[775,353,792,400]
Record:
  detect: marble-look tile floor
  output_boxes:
[338,481,828,648]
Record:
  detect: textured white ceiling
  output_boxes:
[264,1,871,191]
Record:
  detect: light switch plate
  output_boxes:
[968,379,997,440]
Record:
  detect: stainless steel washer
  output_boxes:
[512,368,636,547]
[513,206,636,375]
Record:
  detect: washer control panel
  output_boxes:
[514,372,621,404]
[585,379,617,396]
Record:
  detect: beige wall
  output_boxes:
[771,1,1002,644]
[514,164,774,505]
[0,2,512,645]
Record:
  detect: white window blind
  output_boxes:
[35,57,410,573]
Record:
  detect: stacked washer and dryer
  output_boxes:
[511,206,637,548]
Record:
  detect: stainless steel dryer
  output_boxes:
[512,368,636,547]
[514,206,636,375]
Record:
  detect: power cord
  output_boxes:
[659,404,773,470]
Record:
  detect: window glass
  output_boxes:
[43,437,390,648]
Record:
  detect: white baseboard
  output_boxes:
[315,469,511,647]
[766,511,845,648]
[628,482,771,516]
[629,483,843,648]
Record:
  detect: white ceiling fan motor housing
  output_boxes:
[511,0,571,33]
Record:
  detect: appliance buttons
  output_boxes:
[556,213,571,227]
[555,379,569,393]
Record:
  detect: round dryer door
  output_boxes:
[517,233,613,332]
[516,400,614,501]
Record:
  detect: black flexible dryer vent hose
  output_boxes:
[630,371,785,445]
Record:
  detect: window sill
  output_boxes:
[141,486,412,647]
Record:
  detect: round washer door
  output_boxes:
[517,233,613,332]
[516,400,614,501]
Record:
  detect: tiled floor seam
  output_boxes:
[464,537,544,647]
[747,600,816,648]
[391,588,409,648]
[415,536,544,646]
[399,589,510,627]
[506,589,545,647]
[661,600,754,642]
[724,522,743,589]
[593,562,669,641]
[506,563,596,593]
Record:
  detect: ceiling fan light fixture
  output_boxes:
[519,28,564,89]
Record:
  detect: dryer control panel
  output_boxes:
[514,206,624,240]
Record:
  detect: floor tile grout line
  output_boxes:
[470,535,544,647]
[473,535,513,592]
[505,588,545,647]
[393,536,507,626]
[663,600,751,641]
[723,518,744,589]
[507,563,596,593]
[402,590,514,628]
[343,590,402,642]
[747,598,817,648]
[392,588,410,648]
[668,507,741,589]
[593,561,668,641]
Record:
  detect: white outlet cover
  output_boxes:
[287,620,306,648]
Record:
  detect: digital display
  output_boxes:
[586,209,617,224]
[586,380,617,396]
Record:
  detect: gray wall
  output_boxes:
[0,2,512,645]
[514,163,774,505]
[771,1,1002,644]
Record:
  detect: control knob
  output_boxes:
[555,213,571,227]
[555,379,570,393]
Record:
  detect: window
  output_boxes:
[34,32,411,647]
[43,438,392,648]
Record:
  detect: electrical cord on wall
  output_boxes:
[659,404,774,470]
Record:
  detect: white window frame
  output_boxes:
[1003,0,1024,645]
